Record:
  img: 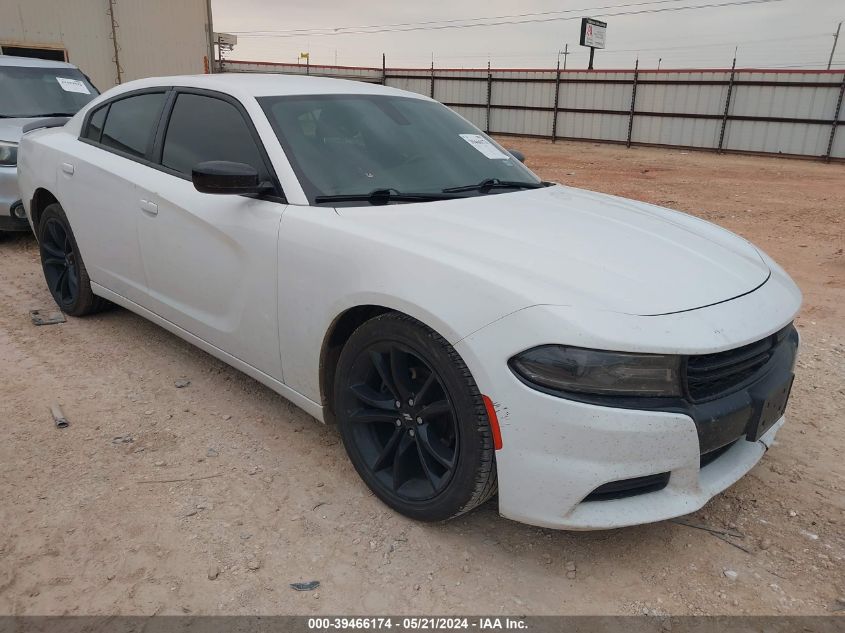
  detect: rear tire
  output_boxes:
[38,203,107,316]
[334,312,497,522]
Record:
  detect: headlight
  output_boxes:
[509,345,681,397]
[0,141,18,166]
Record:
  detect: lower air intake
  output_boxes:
[584,472,670,502]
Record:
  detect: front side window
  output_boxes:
[100,92,166,159]
[161,93,269,180]
[259,94,541,205]
[0,66,97,118]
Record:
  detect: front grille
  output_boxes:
[684,325,793,401]
[583,472,670,502]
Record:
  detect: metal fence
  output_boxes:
[226,59,845,161]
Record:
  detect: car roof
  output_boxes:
[105,72,432,101]
[0,55,78,69]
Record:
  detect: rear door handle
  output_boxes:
[140,199,158,216]
[61,162,74,175]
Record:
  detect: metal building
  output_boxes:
[0,0,214,90]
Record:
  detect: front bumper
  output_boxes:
[559,418,783,529]
[455,270,801,530]
[484,381,783,530]
[0,165,29,232]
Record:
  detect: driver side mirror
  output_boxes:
[508,149,526,163]
[192,161,271,195]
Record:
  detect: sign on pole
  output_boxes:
[580,18,607,70]
[580,19,607,49]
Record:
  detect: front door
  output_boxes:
[135,90,286,381]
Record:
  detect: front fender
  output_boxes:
[276,205,529,403]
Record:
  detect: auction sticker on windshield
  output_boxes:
[459,134,510,159]
[56,77,91,94]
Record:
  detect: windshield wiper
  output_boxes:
[314,188,463,205]
[0,112,75,119]
[442,178,547,194]
[27,112,75,118]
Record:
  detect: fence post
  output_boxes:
[551,58,561,143]
[430,61,435,99]
[717,57,737,153]
[486,61,493,134]
[824,72,845,162]
[381,53,386,86]
[626,59,639,148]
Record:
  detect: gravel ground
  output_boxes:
[0,140,843,616]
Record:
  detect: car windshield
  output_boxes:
[259,94,542,205]
[0,66,98,118]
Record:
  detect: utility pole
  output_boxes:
[829,22,842,70]
[558,44,570,70]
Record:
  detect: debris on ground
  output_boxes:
[50,403,69,429]
[30,309,66,326]
[290,581,320,591]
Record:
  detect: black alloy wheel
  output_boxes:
[37,202,106,316]
[335,313,497,521]
[40,216,80,309]
[346,341,459,501]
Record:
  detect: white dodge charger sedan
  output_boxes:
[17,74,801,529]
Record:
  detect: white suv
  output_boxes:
[0,55,97,233]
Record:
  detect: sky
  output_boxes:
[211,0,844,70]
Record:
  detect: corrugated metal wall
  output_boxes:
[111,0,210,86]
[0,0,210,90]
[227,60,845,160]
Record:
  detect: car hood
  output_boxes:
[337,184,770,316]
[0,118,43,143]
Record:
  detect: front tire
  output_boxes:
[334,312,497,522]
[38,203,106,316]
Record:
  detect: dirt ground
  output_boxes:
[0,140,843,617]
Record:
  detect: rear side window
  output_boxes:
[100,92,166,159]
[83,104,107,142]
[161,93,269,180]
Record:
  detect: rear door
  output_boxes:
[61,90,167,303]
[135,89,286,381]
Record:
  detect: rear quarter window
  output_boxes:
[99,92,166,159]
[82,104,108,142]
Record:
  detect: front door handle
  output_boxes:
[61,162,74,175]
[140,199,158,216]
